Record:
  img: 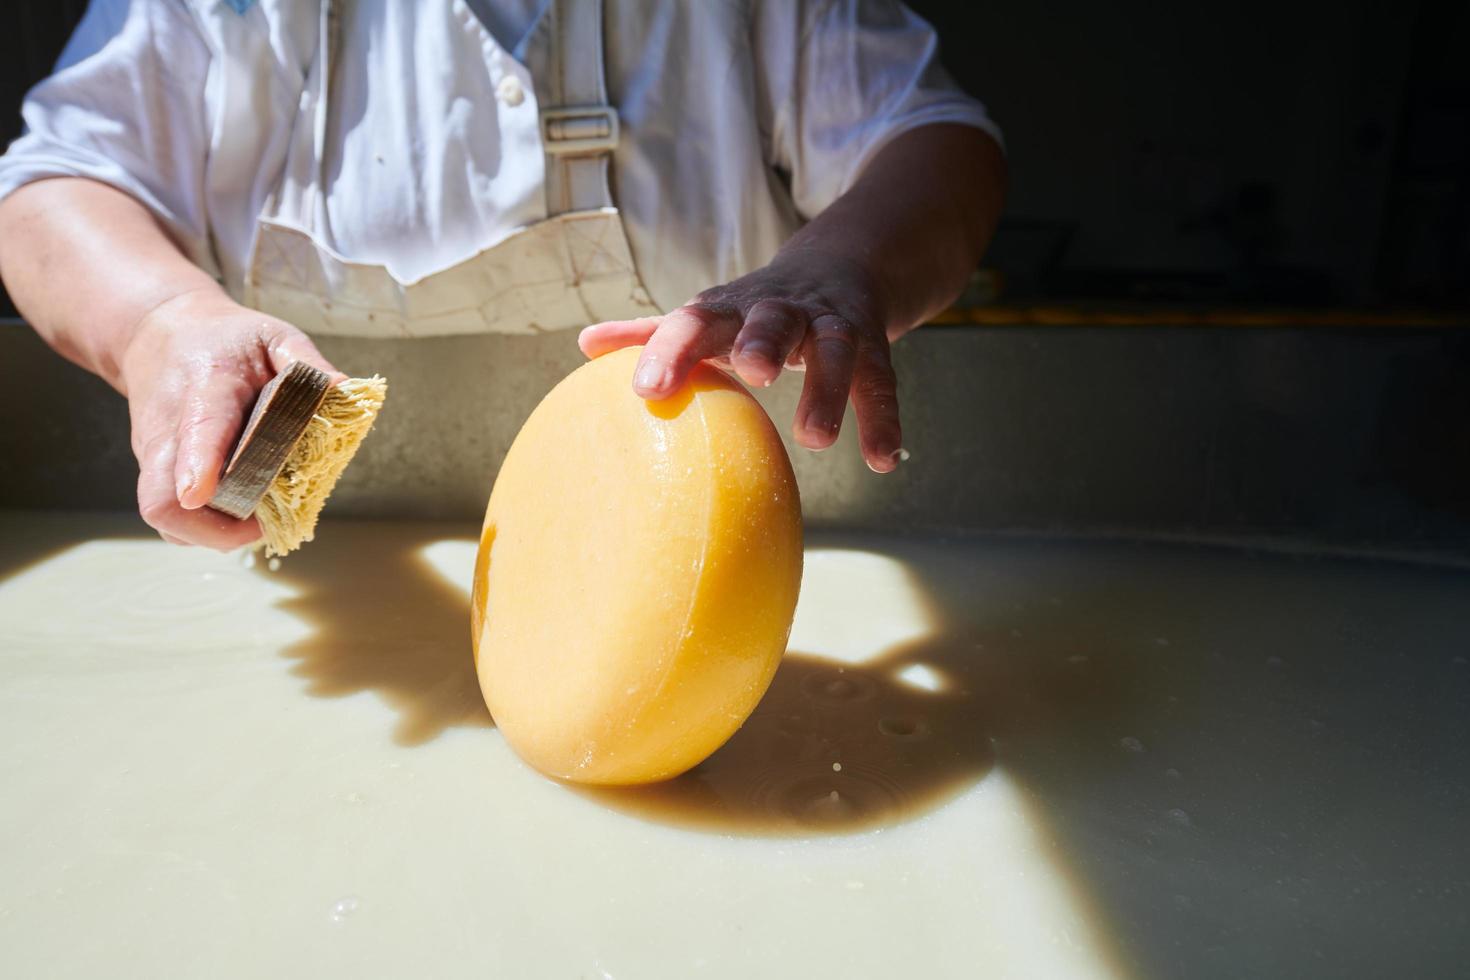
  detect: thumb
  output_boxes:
[264,322,347,384]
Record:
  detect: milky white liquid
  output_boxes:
[1,513,1466,979]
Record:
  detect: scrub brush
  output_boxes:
[207,362,387,558]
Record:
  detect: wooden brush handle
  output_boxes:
[207,362,333,520]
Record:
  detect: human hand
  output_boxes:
[578,249,907,473]
[118,289,343,549]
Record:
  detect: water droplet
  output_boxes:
[1120,736,1144,752]
[1165,768,1181,779]
[329,896,360,922]
[240,551,256,569]
[1165,808,1192,827]
[797,788,858,822]
[1173,894,1193,911]
[267,557,282,572]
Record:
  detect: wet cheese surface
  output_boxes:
[471,348,803,784]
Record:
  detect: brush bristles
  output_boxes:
[254,376,387,558]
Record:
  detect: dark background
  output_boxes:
[910,0,1470,308]
[918,0,1470,307]
[2,0,1467,311]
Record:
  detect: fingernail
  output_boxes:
[863,444,906,474]
[634,360,667,392]
[804,412,838,441]
[176,469,196,503]
[737,339,777,365]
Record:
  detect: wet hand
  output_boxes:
[118,290,343,549]
[578,249,906,473]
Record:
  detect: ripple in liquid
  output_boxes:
[877,713,931,739]
[104,561,257,628]
[745,760,909,828]
[799,668,878,706]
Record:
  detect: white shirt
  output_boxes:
[0,0,1001,315]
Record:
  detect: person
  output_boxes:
[0,0,1005,550]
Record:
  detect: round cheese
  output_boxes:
[472,348,803,785]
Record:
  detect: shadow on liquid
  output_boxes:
[577,644,997,835]
[264,522,1013,835]
[267,522,492,746]
[263,523,1158,841]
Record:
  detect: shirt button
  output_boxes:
[496,75,525,107]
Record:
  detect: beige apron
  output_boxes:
[243,0,660,337]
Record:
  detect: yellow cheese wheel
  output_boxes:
[471,347,803,785]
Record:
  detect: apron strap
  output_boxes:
[542,0,618,216]
[315,0,341,180]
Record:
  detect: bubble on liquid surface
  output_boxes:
[1165,808,1192,827]
[329,896,360,922]
[800,668,877,705]
[1164,767,1181,779]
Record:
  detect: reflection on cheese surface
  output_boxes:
[3,514,1467,979]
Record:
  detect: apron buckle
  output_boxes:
[540,106,620,156]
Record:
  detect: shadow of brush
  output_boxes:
[266,521,492,746]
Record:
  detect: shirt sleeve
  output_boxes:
[0,0,215,271]
[758,0,1003,220]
